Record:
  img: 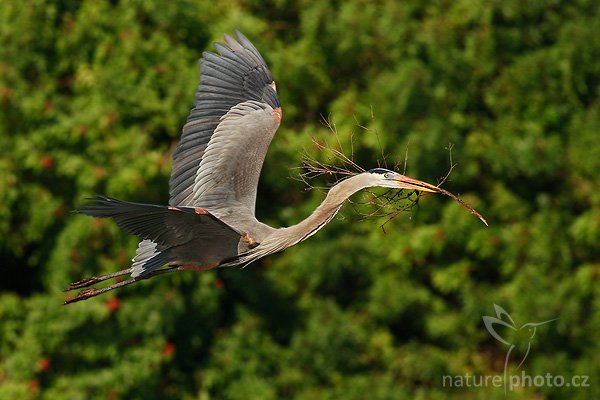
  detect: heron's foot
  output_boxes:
[64,276,102,291]
[64,288,100,305]
[63,266,180,305]
[63,268,133,294]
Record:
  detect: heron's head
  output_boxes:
[367,168,439,193]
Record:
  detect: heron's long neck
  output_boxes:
[282,174,371,246]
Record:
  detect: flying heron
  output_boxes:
[64,31,484,304]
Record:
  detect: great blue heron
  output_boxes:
[64,31,485,304]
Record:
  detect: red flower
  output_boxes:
[40,155,54,169]
[38,358,50,371]
[28,379,39,393]
[162,342,176,357]
[214,278,224,289]
[106,297,121,312]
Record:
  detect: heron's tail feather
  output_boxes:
[131,239,172,277]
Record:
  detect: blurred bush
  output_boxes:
[0,0,598,399]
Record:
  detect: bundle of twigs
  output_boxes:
[297,117,487,228]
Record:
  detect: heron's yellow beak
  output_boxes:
[391,174,488,226]
[392,175,439,193]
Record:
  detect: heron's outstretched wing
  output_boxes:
[79,196,245,276]
[169,30,281,209]
[192,100,281,211]
[79,195,242,247]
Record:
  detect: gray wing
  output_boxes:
[79,196,244,276]
[79,196,242,246]
[169,30,281,207]
[192,101,281,211]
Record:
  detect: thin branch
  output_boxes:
[437,142,456,186]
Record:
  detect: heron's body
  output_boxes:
[64,31,459,304]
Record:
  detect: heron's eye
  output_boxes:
[384,172,391,178]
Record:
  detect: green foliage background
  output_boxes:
[1,0,599,399]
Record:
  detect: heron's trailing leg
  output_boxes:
[63,266,179,305]
[64,268,132,291]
